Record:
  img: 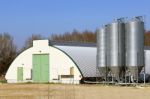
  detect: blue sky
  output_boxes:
[0,0,150,47]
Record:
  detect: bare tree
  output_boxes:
[0,33,17,76]
[51,29,150,45]
[50,29,96,43]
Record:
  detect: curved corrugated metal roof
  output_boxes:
[55,45,97,77]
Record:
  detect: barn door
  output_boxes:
[17,67,23,81]
[32,54,49,83]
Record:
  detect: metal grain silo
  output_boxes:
[96,26,107,80]
[126,17,144,82]
[106,19,125,82]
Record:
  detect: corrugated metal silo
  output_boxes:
[126,17,144,82]
[96,26,107,79]
[107,19,125,81]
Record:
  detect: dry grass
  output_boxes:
[0,83,150,99]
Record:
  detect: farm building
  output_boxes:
[5,39,150,84]
[5,40,96,84]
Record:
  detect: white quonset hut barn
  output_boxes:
[5,40,150,84]
[5,40,96,84]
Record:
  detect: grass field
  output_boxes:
[0,83,150,99]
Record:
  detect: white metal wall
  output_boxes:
[145,50,150,74]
